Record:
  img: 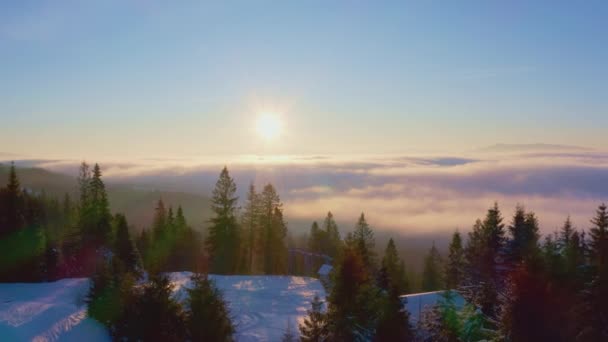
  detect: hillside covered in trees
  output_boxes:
[1,161,608,341]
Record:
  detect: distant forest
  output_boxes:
[1,161,607,341]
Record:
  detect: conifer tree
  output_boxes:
[206,167,239,274]
[326,247,381,340]
[240,183,259,273]
[153,199,167,238]
[308,221,323,253]
[113,214,141,275]
[349,213,376,272]
[322,211,341,258]
[463,203,506,318]
[258,183,287,274]
[380,238,409,294]
[445,231,464,289]
[422,243,443,291]
[300,295,328,342]
[2,162,23,234]
[375,286,413,341]
[584,203,608,339]
[186,273,234,341]
[124,274,187,342]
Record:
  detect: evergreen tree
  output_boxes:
[380,238,409,294]
[463,203,506,319]
[122,274,187,342]
[349,213,376,272]
[422,243,443,291]
[240,183,260,273]
[258,183,288,274]
[445,231,464,289]
[322,211,341,258]
[308,221,323,253]
[186,273,234,342]
[1,162,23,234]
[584,203,608,340]
[153,199,167,238]
[300,295,328,342]
[113,213,141,275]
[206,167,240,274]
[326,247,381,340]
[374,286,413,341]
[589,203,608,277]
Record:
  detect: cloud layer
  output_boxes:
[6,149,608,236]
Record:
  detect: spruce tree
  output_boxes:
[3,162,23,234]
[422,243,443,291]
[308,221,322,253]
[322,211,341,258]
[585,203,608,339]
[350,213,376,272]
[206,167,239,274]
[445,231,464,289]
[240,183,259,273]
[113,213,141,275]
[326,247,381,340]
[463,203,506,319]
[380,238,409,294]
[374,286,413,341]
[186,273,234,341]
[258,183,287,274]
[300,295,328,342]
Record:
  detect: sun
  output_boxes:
[256,113,282,141]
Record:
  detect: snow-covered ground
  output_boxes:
[0,278,110,342]
[170,273,326,342]
[0,274,325,342]
[401,290,466,325]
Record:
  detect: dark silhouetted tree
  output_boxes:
[186,273,234,341]
[206,167,239,274]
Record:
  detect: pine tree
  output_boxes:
[206,167,239,274]
[186,273,234,341]
[308,221,323,253]
[240,183,259,273]
[258,183,287,274]
[322,211,341,258]
[300,295,328,342]
[445,231,464,289]
[113,213,141,275]
[375,286,414,341]
[584,203,608,340]
[2,162,23,234]
[463,203,506,319]
[422,243,443,291]
[349,213,376,272]
[326,247,381,340]
[380,238,409,294]
[124,274,187,342]
[153,199,167,238]
[590,203,608,277]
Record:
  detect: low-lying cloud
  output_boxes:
[5,150,608,236]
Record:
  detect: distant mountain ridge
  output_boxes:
[477,143,591,153]
[0,164,212,231]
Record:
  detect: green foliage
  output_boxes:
[206,167,240,274]
[445,231,464,289]
[300,295,328,342]
[327,247,382,341]
[422,243,443,291]
[347,213,376,272]
[380,238,410,294]
[186,273,235,341]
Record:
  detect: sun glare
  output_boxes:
[256,113,282,141]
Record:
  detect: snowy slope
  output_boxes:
[0,274,325,342]
[170,273,326,342]
[0,278,110,342]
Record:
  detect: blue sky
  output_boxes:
[1,1,607,158]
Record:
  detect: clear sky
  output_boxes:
[1,1,607,158]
